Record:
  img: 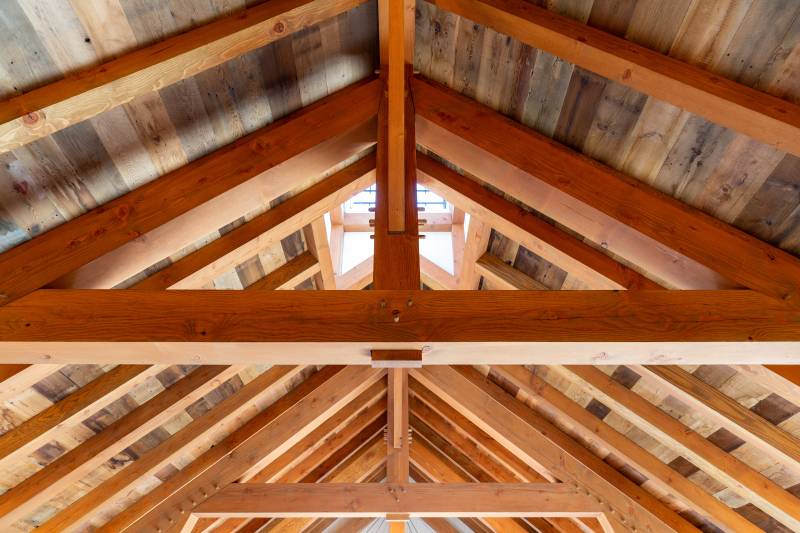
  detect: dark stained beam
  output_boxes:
[1,290,799,364]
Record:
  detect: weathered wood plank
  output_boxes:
[0,0,370,152]
[424,0,800,157]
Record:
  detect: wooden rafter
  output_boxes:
[37,366,304,533]
[214,380,387,533]
[493,365,764,532]
[58,120,375,290]
[0,364,161,465]
[0,79,380,304]
[0,365,245,529]
[0,0,370,153]
[475,253,546,290]
[413,365,698,532]
[245,251,320,290]
[560,365,800,529]
[424,0,800,157]
[413,76,800,302]
[98,366,383,532]
[418,152,662,290]
[638,365,800,475]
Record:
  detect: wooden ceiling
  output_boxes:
[0,0,800,532]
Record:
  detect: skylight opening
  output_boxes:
[344,184,450,213]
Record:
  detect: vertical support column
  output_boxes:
[373,25,420,288]
[377,2,418,529]
[387,368,410,480]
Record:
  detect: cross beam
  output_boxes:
[190,483,605,518]
[2,289,798,365]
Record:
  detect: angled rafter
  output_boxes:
[493,365,763,532]
[412,409,572,533]
[418,152,661,290]
[0,365,244,529]
[0,78,379,304]
[0,0,370,152]
[245,251,320,290]
[416,112,729,292]
[410,429,542,533]
[3,290,800,365]
[638,365,800,475]
[412,365,700,532]
[192,482,603,518]
[413,76,800,302]
[37,366,303,533]
[58,120,375,290]
[335,255,374,289]
[304,217,337,289]
[0,364,161,465]
[0,364,66,405]
[420,256,458,290]
[458,219,491,289]
[475,253,546,290]
[131,152,375,290]
[561,365,800,529]
[424,0,800,157]
[410,386,596,533]
[216,380,387,533]
[262,429,387,533]
[102,366,383,532]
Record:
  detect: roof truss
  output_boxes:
[0,0,799,531]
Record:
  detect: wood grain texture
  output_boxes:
[562,365,800,529]
[192,482,599,517]
[3,289,798,342]
[475,253,547,290]
[425,0,800,157]
[37,366,303,533]
[0,0,370,152]
[245,251,320,290]
[412,365,695,532]
[418,151,661,289]
[0,365,242,529]
[413,76,800,302]
[131,153,375,289]
[0,79,381,304]
[493,365,761,533]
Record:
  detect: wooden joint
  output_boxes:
[371,350,423,368]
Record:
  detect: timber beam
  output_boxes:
[191,483,605,518]
[1,290,799,364]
